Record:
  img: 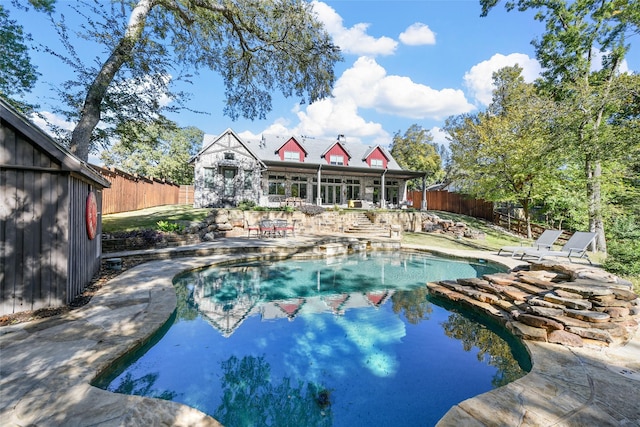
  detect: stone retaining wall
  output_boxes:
[427,261,639,347]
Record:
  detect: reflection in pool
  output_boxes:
[95,252,530,427]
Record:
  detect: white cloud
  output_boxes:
[312,1,397,56]
[430,126,449,148]
[590,49,630,73]
[399,23,436,46]
[336,57,475,120]
[30,111,75,136]
[266,56,475,145]
[463,53,542,106]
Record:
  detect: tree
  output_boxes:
[40,0,341,162]
[480,0,639,252]
[100,121,203,184]
[445,66,560,238]
[390,124,443,189]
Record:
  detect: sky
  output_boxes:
[8,0,640,162]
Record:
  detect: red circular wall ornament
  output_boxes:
[86,191,98,240]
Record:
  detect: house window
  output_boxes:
[244,170,253,190]
[371,158,383,168]
[291,176,307,199]
[268,175,286,195]
[330,155,344,165]
[284,151,300,161]
[224,152,235,160]
[222,168,236,196]
[346,179,360,200]
[203,168,215,188]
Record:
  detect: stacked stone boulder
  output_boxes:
[421,213,486,239]
[427,260,639,347]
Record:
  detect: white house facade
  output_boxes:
[190,129,425,209]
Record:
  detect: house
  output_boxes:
[190,129,425,208]
[0,98,111,315]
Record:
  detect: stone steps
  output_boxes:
[427,261,640,348]
[345,213,389,236]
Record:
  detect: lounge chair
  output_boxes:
[520,231,596,265]
[498,229,563,257]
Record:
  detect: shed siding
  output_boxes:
[1,112,104,315]
[67,176,102,301]
[0,165,69,314]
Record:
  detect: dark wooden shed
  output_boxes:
[0,99,110,316]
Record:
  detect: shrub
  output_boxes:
[156,220,183,233]
[238,200,256,210]
[603,215,640,278]
[298,204,325,216]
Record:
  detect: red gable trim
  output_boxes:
[323,142,350,165]
[276,137,307,162]
[365,146,388,168]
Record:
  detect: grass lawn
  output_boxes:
[102,204,210,233]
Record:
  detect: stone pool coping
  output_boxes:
[1,237,638,426]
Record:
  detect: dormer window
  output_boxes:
[284,151,300,161]
[330,155,344,165]
[224,152,235,160]
[371,158,383,168]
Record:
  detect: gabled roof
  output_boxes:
[362,144,391,161]
[189,128,266,168]
[244,134,405,170]
[275,136,309,156]
[0,98,110,188]
[321,140,352,159]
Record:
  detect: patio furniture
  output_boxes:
[259,220,275,238]
[498,229,563,257]
[520,231,596,264]
[246,221,260,238]
[273,219,295,237]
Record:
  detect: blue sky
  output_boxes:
[9,0,639,159]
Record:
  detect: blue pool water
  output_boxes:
[95,251,530,427]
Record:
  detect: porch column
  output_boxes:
[380,169,386,209]
[402,181,407,202]
[421,175,427,210]
[316,165,322,206]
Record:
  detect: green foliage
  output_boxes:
[156,220,183,233]
[237,200,256,210]
[36,0,342,160]
[480,0,640,252]
[445,66,560,237]
[390,124,443,188]
[101,120,203,184]
[0,5,39,112]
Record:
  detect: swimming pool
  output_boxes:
[95,251,530,426]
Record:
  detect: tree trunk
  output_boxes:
[69,0,155,161]
[586,157,607,253]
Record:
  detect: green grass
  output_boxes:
[102,204,210,233]
[402,210,525,252]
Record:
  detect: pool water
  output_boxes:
[95,252,530,427]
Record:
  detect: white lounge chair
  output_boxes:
[498,229,563,257]
[520,231,596,265]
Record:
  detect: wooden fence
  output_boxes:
[94,166,194,214]
[410,190,495,221]
[493,211,571,242]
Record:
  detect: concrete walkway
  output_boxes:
[1,237,638,426]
